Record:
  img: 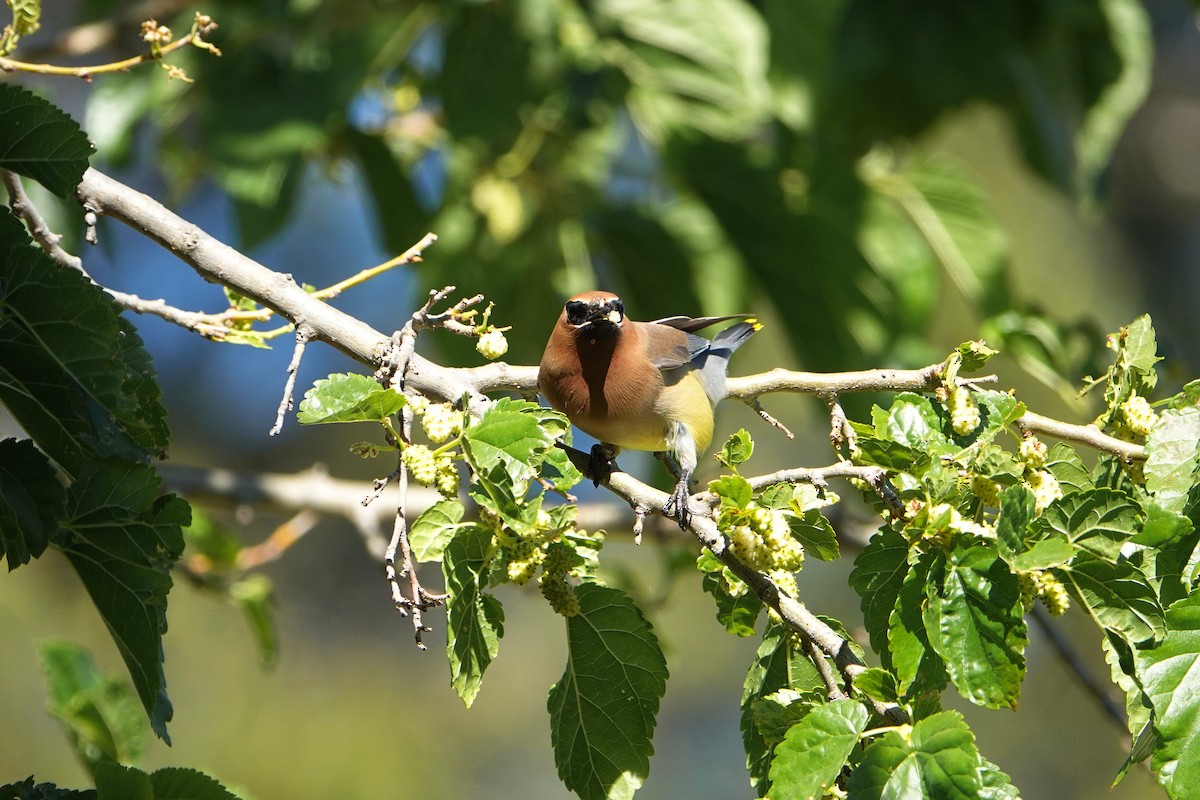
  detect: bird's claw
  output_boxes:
[662,480,691,529]
[587,443,615,487]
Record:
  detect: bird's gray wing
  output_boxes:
[650,313,755,334]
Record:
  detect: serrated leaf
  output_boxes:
[60,460,187,743]
[1058,557,1164,645]
[972,390,1027,445]
[978,757,1022,800]
[147,767,240,800]
[853,434,933,473]
[442,526,503,708]
[463,398,557,489]
[768,699,870,798]
[872,393,947,450]
[0,84,93,197]
[1035,488,1143,562]
[1044,442,1094,495]
[701,572,761,637]
[1121,314,1161,377]
[996,484,1075,570]
[548,584,668,800]
[955,340,999,372]
[0,776,93,799]
[1145,407,1200,515]
[709,474,753,509]
[93,762,151,800]
[787,509,839,561]
[38,640,147,769]
[0,438,65,569]
[0,210,169,474]
[848,711,983,800]
[410,499,467,562]
[741,624,816,796]
[1135,592,1200,798]
[543,445,584,493]
[716,429,754,469]
[296,373,404,424]
[924,545,1026,709]
[890,550,948,697]
[849,526,910,661]
[853,668,900,704]
[757,482,793,510]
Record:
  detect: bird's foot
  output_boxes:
[662,479,691,529]
[587,443,615,487]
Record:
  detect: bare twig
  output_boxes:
[1018,410,1145,462]
[235,510,319,570]
[746,398,794,439]
[804,636,847,701]
[269,325,312,436]
[1,169,85,272]
[0,14,219,80]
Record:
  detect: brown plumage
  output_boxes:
[538,290,760,526]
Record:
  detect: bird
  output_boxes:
[538,290,760,527]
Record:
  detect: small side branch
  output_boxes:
[1018,410,1145,462]
[2,169,85,272]
[269,325,313,436]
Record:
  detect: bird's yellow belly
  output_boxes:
[573,372,714,454]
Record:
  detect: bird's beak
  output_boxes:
[606,309,622,324]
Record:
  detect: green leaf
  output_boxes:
[978,757,1022,800]
[788,509,840,561]
[1044,442,1094,495]
[853,668,900,704]
[849,526,910,661]
[0,83,93,197]
[0,777,93,799]
[701,572,761,637]
[93,763,239,800]
[60,460,188,742]
[716,429,754,469]
[0,210,169,474]
[708,474,753,509]
[768,699,870,798]
[0,438,65,569]
[971,390,1027,445]
[542,446,584,494]
[996,484,1074,571]
[463,398,558,489]
[1035,488,1143,562]
[890,550,948,697]
[1145,407,1200,515]
[954,340,1000,372]
[924,545,1026,709]
[229,574,278,670]
[1058,557,1164,645]
[872,393,947,450]
[38,640,147,769]
[548,584,668,800]
[877,158,1010,315]
[442,526,504,708]
[410,499,467,562]
[93,762,151,800]
[1135,592,1200,798]
[147,768,240,800]
[595,0,770,141]
[740,625,801,795]
[847,711,982,800]
[296,373,404,424]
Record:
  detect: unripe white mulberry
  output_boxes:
[403,444,437,486]
[435,456,459,498]
[476,329,509,360]
[949,388,981,435]
[1121,394,1157,437]
[1019,436,1048,468]
[1027,470,1063,513]
[422,403,461,443]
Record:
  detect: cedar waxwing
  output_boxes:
[538,290,760,526]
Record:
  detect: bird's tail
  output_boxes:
[710,318,762,355]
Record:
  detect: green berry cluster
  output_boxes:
[402,443,438,485]
[723,503,805,576]
[1018,570,1070,616]
[1025,468,1062,513]
[422,403,463,443]
[487,510,591,618]
[1119,394,1157,438]
[947,384,981,436]
[539,543,580,617]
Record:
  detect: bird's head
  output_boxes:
[561,291,625,331]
